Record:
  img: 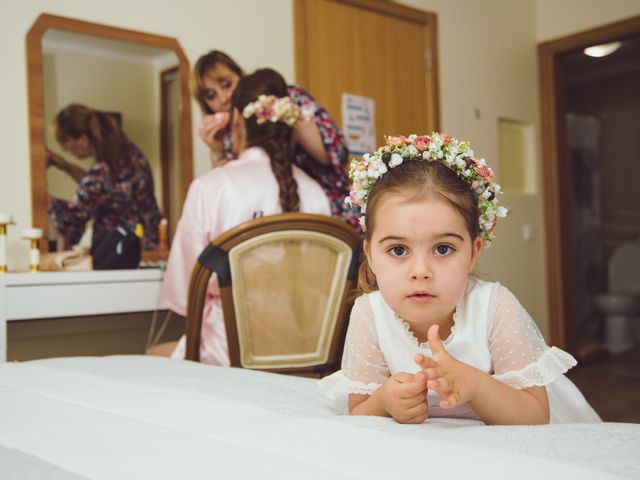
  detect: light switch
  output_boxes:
[522,224,534,242]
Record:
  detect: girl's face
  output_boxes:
[201,63,241,113]
[364,192,482,334]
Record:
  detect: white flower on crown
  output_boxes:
[389,153,403,167]
[242,94,311,127]
[345,132,508,247]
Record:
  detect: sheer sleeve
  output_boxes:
[319,295,389,407]
[489,285,576,389]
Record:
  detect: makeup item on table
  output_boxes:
[0,213,14,273]
[22,228,43,273]
[158,218,168,253]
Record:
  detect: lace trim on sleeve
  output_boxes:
[493,346,577,389]
[318,371,381,414]
[318,370,380,399]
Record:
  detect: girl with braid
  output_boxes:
[157,68,331,364]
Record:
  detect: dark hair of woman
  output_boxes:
[230,68,300,212]
[54,104,129,176]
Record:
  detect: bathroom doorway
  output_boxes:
[539,16,640,358]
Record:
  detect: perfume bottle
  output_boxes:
[0,213,13,273]
[22,228,43,273]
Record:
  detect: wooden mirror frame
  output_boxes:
[26,13,193,249]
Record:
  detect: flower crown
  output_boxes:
[242,94,311,127]
[346,133,508,247]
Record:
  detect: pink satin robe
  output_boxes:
[161,147,331,365]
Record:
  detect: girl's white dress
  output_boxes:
[319,278,601,423]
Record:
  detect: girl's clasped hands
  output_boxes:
[378,324,481,424]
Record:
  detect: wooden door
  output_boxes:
[294,0,439,149]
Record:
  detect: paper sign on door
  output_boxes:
[341,93,376,156]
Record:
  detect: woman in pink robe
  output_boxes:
[159,69,331,365]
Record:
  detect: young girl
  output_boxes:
[319,133,601,425]
[156,69,331,364]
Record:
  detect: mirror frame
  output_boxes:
[26,13,193,248]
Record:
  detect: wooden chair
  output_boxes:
[185,213,361,377]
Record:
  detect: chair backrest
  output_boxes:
[185,213,361,376]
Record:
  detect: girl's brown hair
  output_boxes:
[230,68,300,212]
[192,50,244,115]
[54,104,128,176]
[357,159,480,292]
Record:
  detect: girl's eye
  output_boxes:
[221,80,232,90]
[388,246,408,257]
[204,90,215,101]
[434,244,454,256]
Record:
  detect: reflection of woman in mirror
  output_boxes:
[47,104,161,250]
[192,50,360,232]
[152,68,331,362]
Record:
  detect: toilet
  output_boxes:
[595,243,640,354]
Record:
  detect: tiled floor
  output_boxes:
[566,347,640,423]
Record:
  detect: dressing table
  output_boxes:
[0,269,165,361]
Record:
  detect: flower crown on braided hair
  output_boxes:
[346,132,508,247]
[242,94,312,127]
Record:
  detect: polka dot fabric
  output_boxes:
[319,278,599,422]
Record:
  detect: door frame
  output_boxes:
[160,66,179,228]
[538,15,640,350]
[293,0,440,132]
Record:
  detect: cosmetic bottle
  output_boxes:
[0,213,13,273]
[158,218,168,253]
[22,228,43,273]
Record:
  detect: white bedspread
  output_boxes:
[0,355,638,479]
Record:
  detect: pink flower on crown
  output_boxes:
[473,162,494,181]
[413,135,431,151]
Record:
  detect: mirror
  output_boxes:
[26,13,193,251]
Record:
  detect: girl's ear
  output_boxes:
[79,134,90,147]
[468,236,483,273]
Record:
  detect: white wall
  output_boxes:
[537,0,640,41]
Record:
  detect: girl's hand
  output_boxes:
[198,112,229,155]
[415,325,481,409]
[376,372,429,424]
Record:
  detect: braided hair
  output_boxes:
[230,69,300,212]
